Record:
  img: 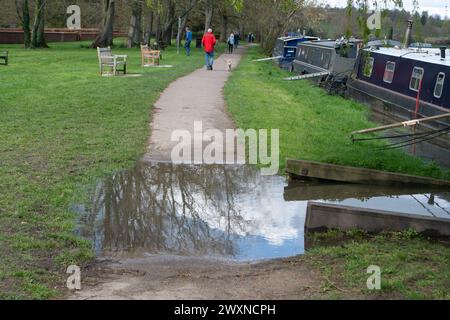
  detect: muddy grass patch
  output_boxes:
[300,230,450,299]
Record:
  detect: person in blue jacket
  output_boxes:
[185,26,193,56]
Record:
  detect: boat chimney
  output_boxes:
[441,47,446,60]
[403,20,413,48]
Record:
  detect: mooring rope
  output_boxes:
[377,127,450,151]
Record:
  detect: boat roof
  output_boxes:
[367,39,402,48]
[299,39,361,48]
[278,36,318,42]
[365,47,450,67]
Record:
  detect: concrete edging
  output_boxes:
[305,201,450,237]
[286,159,450,187]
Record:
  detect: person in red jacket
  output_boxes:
[202,28,217,71]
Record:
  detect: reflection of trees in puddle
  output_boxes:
[79,162,260,258]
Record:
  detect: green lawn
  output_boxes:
[225,46,449,179]
[302,230,450,300]
[0,39,214,299]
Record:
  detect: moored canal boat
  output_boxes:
[347,46,450,149]
[273,35,319,69]
[290,38,363,77]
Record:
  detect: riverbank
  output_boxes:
[224,46,449,180]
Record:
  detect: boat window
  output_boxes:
[383,61,396,84]
[363,57,374,78]
[409,67,424,92]
[434,72,445,98]
[323,51,331,69]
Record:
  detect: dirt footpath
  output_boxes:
[69,255,324,300]
[144,47,245,162]
[68,47,326,300]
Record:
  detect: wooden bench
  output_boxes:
[140,44,161,66]
[97,47,127,76]
[0,51,8,66]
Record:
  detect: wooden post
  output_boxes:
[350,113,450,139]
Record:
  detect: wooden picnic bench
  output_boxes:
[140,44,161,66]
[97,47,127,76]
[0,51,8,66]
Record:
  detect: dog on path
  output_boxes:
[226,59,232,72]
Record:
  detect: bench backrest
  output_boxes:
[0,51,7,57]
[141,44,160,57]
[97,47,113,63]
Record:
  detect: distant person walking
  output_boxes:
[234,33,240,49]
[185,26,193,56]
[227,33,235,54]
[202,28,217,70]
[248,33,255,43]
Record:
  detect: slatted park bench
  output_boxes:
[0,51,8,66]
[140,44,161,67]
[97,47,127,76]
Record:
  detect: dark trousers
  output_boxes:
[185,40,191,56]
[228,43,234,54]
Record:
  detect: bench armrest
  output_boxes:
[114,55,127,62]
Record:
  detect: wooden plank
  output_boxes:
[252,56,282,62]
[284,181,448,202]
[305,202,450,237]
[351,112,450,138]
[286,159,450,187]
[284,71,329,81]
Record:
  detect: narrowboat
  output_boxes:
[273,36,319,69]
[290,39,363,77]
[347,46,450,148]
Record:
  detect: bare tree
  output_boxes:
[15,0,31,48]
[151,0,199,48]
[90,0,116,48]
[176,0,197,52]
[143,7,154,45]
[127,0,143,48]
[31,0,48,48]
[204,0,214,33]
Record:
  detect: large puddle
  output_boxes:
[76,162,450,261]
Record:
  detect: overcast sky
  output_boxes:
[322,0,449,18]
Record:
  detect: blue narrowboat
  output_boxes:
[348,46,450,148]
[273,36,319,69]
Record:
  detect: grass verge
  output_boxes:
[0,39,217,299]
[301,230,450,300]
[224,46,449,179]
[225,45,449,300]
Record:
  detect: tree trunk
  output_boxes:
[161,0,176,46]
[90,0,115,48]
[220,13,228,42]
[15,0,31,48]
[127,0,143,48]
[176,15,189,53]
[204,0,214,34]
[155,13,162,47]
[143,10,153,45]
[31,0,48,48]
